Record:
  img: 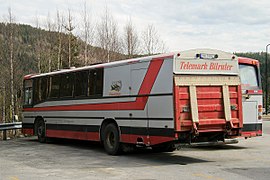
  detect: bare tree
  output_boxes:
[34,15,42,73]
[46,12,54,72]
[0,25,7,125]
[141,24,167,55]
[96,7,121,62]
[63,9,75,67]
[6,8,16,122]
[81,2,95,65]
[123,18,139,58]
[56,10,64,70]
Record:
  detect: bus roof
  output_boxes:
[24,52,175,80]
[24,48,238,80]
[238,57,259,66]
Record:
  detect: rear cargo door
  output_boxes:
[174,75,242,133]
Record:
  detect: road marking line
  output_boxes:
[9,176,19,180]
[193,173,224,180]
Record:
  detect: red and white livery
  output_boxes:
[22,49,243,155]
[239,57,263,137]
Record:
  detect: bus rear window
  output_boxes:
[239,64,259,87]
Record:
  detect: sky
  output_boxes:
[1,0,270,53]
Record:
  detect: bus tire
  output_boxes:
[102,123,122,155]
[36,119,46,143]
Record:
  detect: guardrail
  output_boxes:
[0,122,22,140]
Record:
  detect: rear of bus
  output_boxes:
[173,49,243,144]
[239,57,263,137]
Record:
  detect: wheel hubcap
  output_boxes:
[106,132,115,149]
[38,124,43,136]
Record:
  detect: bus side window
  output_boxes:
[33,78,41,104]
[60,73,74,98]
[75,71,88,97]
[89,68,103,97]
[96,68,103,96]
[23,80,33,106]
[49,75,60,98]
[24,87,32,105]
[33,77,48,104]
[41,77,48,101]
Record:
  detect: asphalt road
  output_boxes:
[0,121,270,180]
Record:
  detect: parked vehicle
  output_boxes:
[22,49,243,155]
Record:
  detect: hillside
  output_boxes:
[0,23,126,123]
[0,23,268,124]
[0,23,126,74]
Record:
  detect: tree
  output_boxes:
[34,15,42,73]
[122,18,139,58]
[0,24,7,124]
[63,9,75,67]
[81,2,95,65]
[45,12,54,72]
[96,7,121,62]
[56,10,64,70]
[141,24,167,55]
[6,8,16,122]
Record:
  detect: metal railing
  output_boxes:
[0,122,22,140]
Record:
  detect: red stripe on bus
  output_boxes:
[246,90,263,95]
[121,134,174,145]
[46,129,174,145]
[237,85,243,128]
[46,129,100,141]
[238,57,259,66]
[24,59,164,112]
[241,131,260,137]
[22,128,34,135]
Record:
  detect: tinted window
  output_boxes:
[33,78,41,104]
[60,73,74,97]
[33,77,48,104]
[89,68,103,96]
[96,69,103,95]
[40,77,48,100]
[24,80,33,106]
[75,71,88,97]
[49,75,60,98]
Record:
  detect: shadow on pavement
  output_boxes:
[25,137,211,167]
[191,144,249,151]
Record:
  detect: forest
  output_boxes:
[0,7,166,124]
[0,8,268,125]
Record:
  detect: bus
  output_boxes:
[22,49,243,155]
[238,57,263,138]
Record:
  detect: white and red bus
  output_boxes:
[238,57,263,137]
[22,49,243,155]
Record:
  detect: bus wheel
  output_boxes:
[36,120,46,143]
[102,123,121,155]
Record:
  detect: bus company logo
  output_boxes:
[109,80,122,95]
[179,61,234,71]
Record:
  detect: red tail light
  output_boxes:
[258,105,263,120]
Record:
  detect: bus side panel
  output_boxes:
[22,112,36,135]
[118,61,149,144]
[147,58,175,144]
[242,94,263,137]
[120,58,175,145]
[22,57,176,145]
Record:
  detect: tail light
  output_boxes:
[258,105,263,120]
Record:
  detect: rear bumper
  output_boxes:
[241,123,262,137]
[241,130,262,138]
[175,139,239,148]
